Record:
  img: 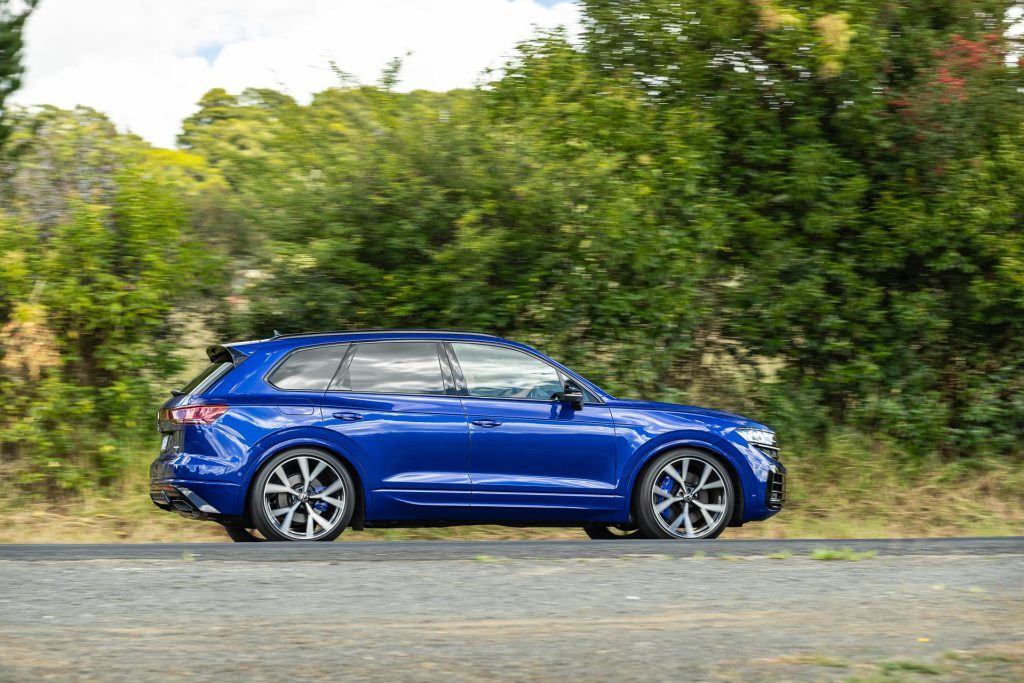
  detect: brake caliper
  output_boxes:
[310,485,329,514]
[658,475,675,520]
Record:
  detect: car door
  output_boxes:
[320,340,472,521]
[448,341,619,521]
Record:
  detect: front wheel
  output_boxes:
[249,448,355,542]
[635,449,734,540]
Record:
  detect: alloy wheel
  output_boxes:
[261,454,347,540]
[650,456,728,538]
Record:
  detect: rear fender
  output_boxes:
[240,430,373,521]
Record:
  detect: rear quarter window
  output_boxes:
[268,344,347,391]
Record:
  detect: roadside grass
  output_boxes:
[765,645,1024,682]
[0,430,1021,543]
[839,646,1024,682]
[810,548,878,561]
[766,550,793,559]
[877,660,944,675]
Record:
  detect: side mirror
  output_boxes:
[559,380,585,410]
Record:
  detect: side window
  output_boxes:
[267,345,347,391]
[336,342,444,395]
[452,343,563,401]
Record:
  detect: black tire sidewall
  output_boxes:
[635,448,734,540]
[249,448,355,542]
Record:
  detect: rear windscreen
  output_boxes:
[179,361,233,395]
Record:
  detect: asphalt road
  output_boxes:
[1,538,1022,682]
[1,535,1021,562]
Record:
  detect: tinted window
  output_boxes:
[268,345,346,391]
[452,343,562,400]
[338,342,444,395]
[179,361,232,395]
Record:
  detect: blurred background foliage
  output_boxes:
[0,0,1022,535]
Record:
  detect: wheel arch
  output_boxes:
[242,441,368,530]
[627,441,745,528]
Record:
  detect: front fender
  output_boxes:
[618,431,762,524]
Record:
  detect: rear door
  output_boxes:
[320,341,471,520]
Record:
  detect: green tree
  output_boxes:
[0,0,37,146]
[0,107,228,490]
[580,0,1024,454]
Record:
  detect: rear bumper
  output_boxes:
[150,484,220,516]
[149,480,244,523]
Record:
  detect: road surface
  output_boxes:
[1,538,1021,681]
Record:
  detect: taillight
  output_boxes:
[163,405,229,425]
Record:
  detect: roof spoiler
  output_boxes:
[206,344,250,364]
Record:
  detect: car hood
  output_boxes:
[606,399,769,430]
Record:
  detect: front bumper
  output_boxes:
[767,468,787,509]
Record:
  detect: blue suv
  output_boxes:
[151,330,786,541]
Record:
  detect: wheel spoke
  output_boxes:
[668,509,686,532]
[682,503,695,537]
[696,463,714,491]
[305,511,314,538]
[280,502,301,532]
[274,467,291,488]
[699,480,725,490]
[314,495,345,509]
[308,460,327,483]
[654,497,681,514]
[698,505,715,528]
[298,457,311,487]
[315,478,345,498]
[265,483,295,496]
[305,503,333,533]
[652,485,675,499]
[664,462,688,489]
[693,501,726,514]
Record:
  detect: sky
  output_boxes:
[12,0,581,149]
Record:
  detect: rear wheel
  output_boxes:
[635,449,734,540]
[249,448,355,542]
[583,524,646,540]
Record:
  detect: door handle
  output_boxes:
[332,412,364,421]
[471,419,502,428]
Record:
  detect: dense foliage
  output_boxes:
[0,108,226,488]
[1,1,1023,492]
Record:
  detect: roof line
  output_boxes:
[267,329,501,340]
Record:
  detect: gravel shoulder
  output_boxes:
[0,543,1022,682]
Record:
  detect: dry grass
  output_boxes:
[1,434,1021,544]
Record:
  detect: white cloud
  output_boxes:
[12,0,581,148]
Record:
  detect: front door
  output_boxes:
[448,342,619,521]
[320,341,471,520]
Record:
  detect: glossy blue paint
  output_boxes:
[150,331,786,530]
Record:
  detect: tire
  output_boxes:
[249,448,355,542]
[635,448,734,540]
[220,524,263,542]
[583,524,646,540]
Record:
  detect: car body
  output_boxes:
[151,330,786,541]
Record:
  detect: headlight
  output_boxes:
[736,428,777,448]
